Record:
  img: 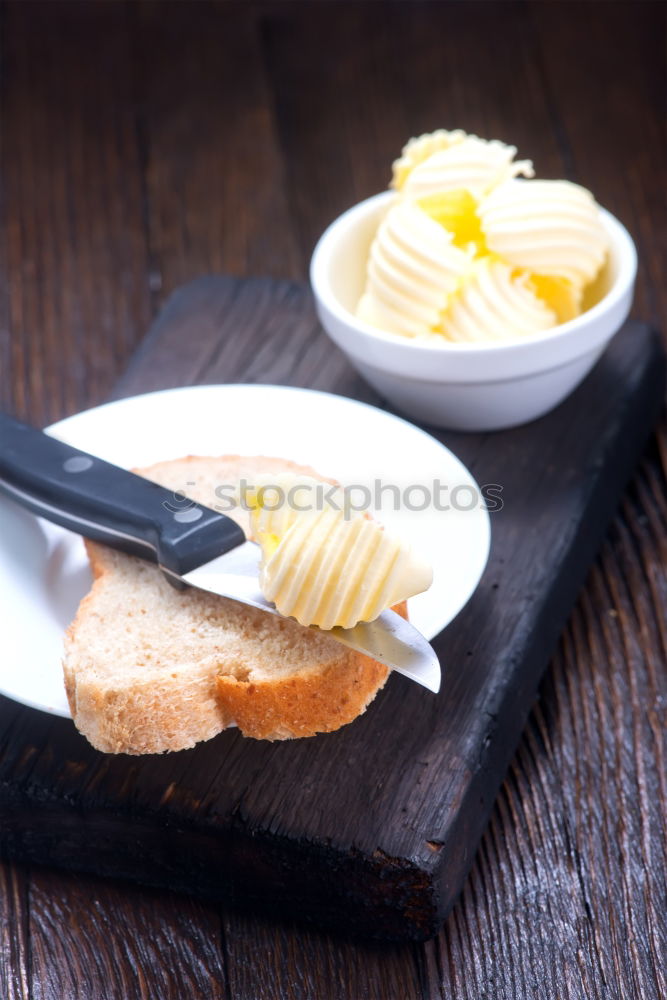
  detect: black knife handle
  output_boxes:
[0,412,246,576]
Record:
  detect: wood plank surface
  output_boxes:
[0,0,153,425]
[0,1,665,997]
[132,1,302,292]
[2,276,663,946]
[27,870,227,1000]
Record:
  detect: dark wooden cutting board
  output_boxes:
[0,276,664,942]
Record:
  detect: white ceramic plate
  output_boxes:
[0,385,491,717]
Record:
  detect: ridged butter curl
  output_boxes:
[248,475,433,630]
[439,257,557,343]
[392,129,467,189]
[393,129,534,199]
[356,198,473,338]
[478,179,608,286]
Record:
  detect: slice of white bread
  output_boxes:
[63,455,401,754]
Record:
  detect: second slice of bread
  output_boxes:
[63,455,397,754]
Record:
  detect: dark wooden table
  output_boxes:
[1,2,665,998]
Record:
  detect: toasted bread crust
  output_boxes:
[216,609,403,741]
[63,455,403,754]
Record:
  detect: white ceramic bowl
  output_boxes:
[310,191,637,431]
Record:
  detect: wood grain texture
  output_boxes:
[221,911,423,1000]
[28,869,228,1000]
[528,0,667,330]
[0,862,29,1000]
[0,0,665,996]
[111,273,377,403]
[0,1,153,425]
[132,1,301,296]
[426,457,667,1000]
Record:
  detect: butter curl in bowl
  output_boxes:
[310,129,636,431]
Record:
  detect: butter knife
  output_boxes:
[0,413,440,692]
